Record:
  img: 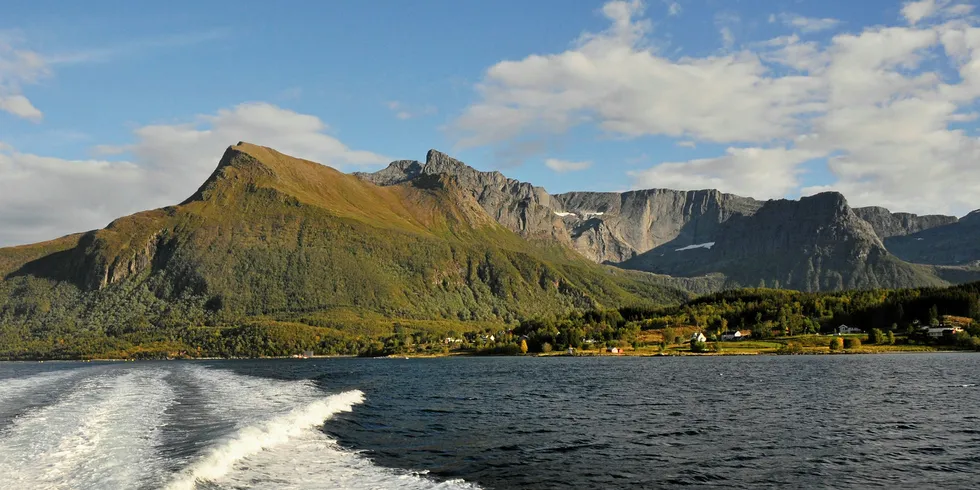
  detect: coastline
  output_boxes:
[1,344,969,363]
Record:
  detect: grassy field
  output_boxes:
[537,333,954,357]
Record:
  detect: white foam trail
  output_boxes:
[0,368,83,411]
[215,430,482,490]
[181,364,319,424]
[0,367,174,489]
[165,390,366,490]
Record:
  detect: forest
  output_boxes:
[2,272,978,359]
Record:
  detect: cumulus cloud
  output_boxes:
[0,103,390,246]
[544,158,592,173]
[629,147,825,198]
[456,0,980,216]
[455,2,823,149]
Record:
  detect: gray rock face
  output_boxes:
[553,189,763,263]
[884,209,980,266]
[358,151,567,242]
[353,160,422,186]
[853,206,958,239]
[357,149,980,291]
[359,153,765,263]
[617,192,940,291]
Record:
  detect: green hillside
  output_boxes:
[0,143,688,359]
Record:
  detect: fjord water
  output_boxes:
[1,355,978,489]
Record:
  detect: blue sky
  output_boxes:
[1,0,980,245]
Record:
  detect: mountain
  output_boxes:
[620,192,947,290]
[361,151,980,291]
[1,143,690,333]
[883,211,980,266]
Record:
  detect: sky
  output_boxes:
[2,0,980,246]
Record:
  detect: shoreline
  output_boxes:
[1,346,971,363]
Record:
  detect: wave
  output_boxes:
[0,368,85,412]
[0,367,175,489]
[0,364,481,490]
[164,390,365,490]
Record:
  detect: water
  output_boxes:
[0,355,978,489]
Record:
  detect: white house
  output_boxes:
[837,325,863,335]
[691,332,707,343]
[924,326,963,339]
[721,330,743,341]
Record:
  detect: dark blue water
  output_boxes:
[1,354,979,489]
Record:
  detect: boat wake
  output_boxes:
[165,390,366,490]
[0,364,480,490]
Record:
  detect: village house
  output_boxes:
[720,330,743,341]
[690,332,707,343]
[923,324,964,339]
[837,324,864,335]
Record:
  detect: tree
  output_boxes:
[843,337,861,350]
[691,339,708,353]
[868,328,884,345]
[519,338,528,354]
[886,331,895,345]
[829,337,844,351]
[663,327,676,346]
[928,304,940,326]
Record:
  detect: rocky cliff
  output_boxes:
[853,206,958,239]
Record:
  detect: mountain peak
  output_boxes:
[425,149,469,173]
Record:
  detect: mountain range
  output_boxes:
[2,142,979,348]
[358,149,980,292]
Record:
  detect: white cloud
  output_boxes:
[0,94,42,121]
[665,1,681,16]
[0,29,224,123]
[456,0,980,216]
[720,27,736,48]
[0,37,49,121]
[629,147,825,198]
[455,1,824,149]
[42,29,227,65]
[901,0,975,25]
[676,140,696,148]
[902,0,943,25]
[777,13,841,33]
[544,158,592,172]
[0,103,390,246]
[715,11,741,49]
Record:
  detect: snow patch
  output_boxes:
[675,242,716,252]
[553,211,577,217]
